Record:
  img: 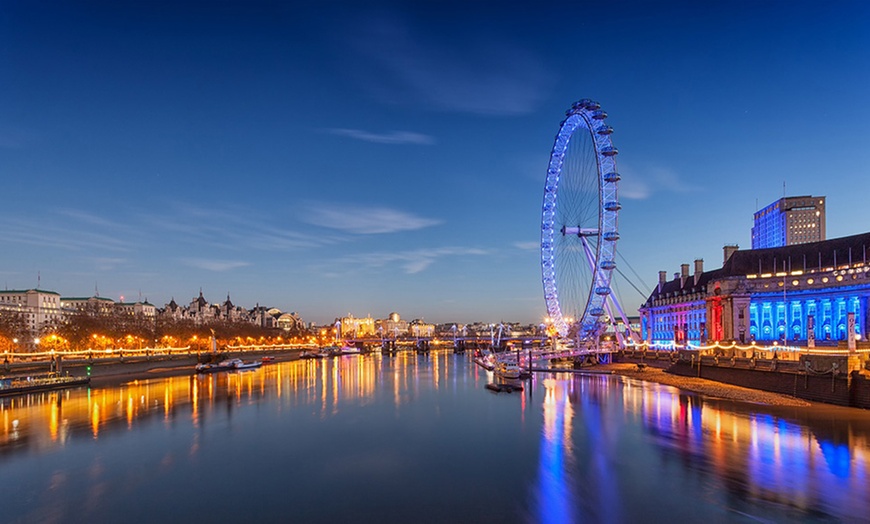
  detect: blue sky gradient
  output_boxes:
[2,1,869,324]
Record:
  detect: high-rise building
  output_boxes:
[751,196,826,249]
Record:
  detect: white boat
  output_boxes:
[339,345,361,355]
[302,347,338,359]
[233,359,263,370]
[494,361,522,380]
[196,358,262,373]
[472,350,496,371]
[195,359,239,373]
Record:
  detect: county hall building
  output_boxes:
[640,231,870,348]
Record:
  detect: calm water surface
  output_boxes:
[1,351,869,523]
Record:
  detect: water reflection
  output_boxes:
[2,353,869,523]
[531,372,870,522]
[0,351,459,458]
[535,378,576,523]
[628,379,869,518]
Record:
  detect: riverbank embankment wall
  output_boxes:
[618,350,870,409]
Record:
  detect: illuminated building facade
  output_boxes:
[408,319,435,338]
[374,312,408,338]
[276,312,304,332]
[338,314,375,338]
[640,232,870,347]
[752,195,825,249]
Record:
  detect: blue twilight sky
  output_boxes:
[1,1,869,325]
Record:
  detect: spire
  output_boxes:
[195,289,207,308]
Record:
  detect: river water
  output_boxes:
[1,351,868,523]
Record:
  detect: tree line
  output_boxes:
[0,305,309,352]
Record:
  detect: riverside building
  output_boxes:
[640,232,870,348]
[0,289,63,332]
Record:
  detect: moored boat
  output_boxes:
[233,359,262,370]
[494,361,522,380]
[195,359,238,373]
[195,358,262,373]
[472,350,496,371]
[0,373,90,397]
[300,349,332,359]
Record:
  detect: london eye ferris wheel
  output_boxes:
[541,99,621,345]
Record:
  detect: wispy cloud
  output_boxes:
[619,164,700,200]
[302,203,442,234]
[181,258,251,272]
[513,241,540,251]
[140,203,331,251]
[346,12,554,116]
[1,217,135,252]
[327,247,488,275]
[90,257,127,271]
[326,128,435,145]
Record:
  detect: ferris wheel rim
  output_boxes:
[540,99,620,341]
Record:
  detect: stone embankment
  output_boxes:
[1,349,303,387]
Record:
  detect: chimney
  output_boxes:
[680,264,689,287]
[723,244,739,265]
[694,259,703,285]
[658,271,667,292]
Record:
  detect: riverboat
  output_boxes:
[195,358,262,373]
[0,373,90,397]
[494,361,522,380]
[300,350,331,359]
[472,351,496,371]
[234,360,263,370]
[339,345,361,355]
[195,359,239,373]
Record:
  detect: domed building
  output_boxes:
[375,312,408,338]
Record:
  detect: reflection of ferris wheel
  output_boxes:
[541,99,620,344]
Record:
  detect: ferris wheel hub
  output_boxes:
[561,226,599,237]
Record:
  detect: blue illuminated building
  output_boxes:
[640,232,870,347]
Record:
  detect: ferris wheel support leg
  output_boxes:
[606,294,641,344]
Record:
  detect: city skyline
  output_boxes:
[2,1,869,325]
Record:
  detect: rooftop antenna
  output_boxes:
[95,282,100,297]
[37,271,40,290]
[783,180,786,197]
